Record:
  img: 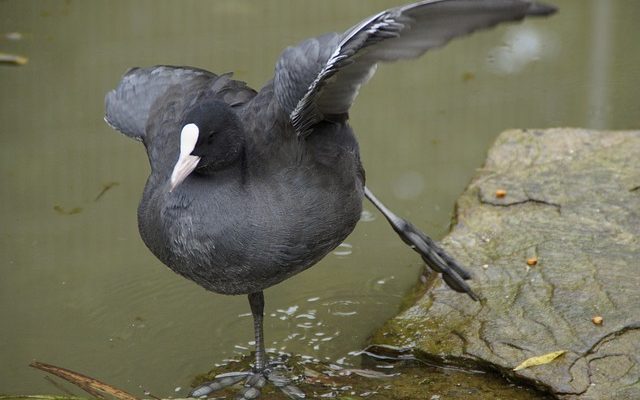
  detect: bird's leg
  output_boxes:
[248,291,266,372]
[364,186,479,301]
[247,291,305,399]
[189,292,305,399]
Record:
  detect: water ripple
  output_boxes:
[332,242,353,257]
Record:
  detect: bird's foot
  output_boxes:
[190,363,305,399]
[394,218,480,301]
[363,187,479,301]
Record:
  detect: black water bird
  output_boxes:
[105,0,556,398]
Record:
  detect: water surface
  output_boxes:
[1,0,638,396]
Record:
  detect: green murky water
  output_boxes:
[1,0,638,397]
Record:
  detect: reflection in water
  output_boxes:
[332,243,353,257]
[486,26,548,75]
[1,0,638,397]
[587,0,613,129]
[216,292,396,373]
[374,276,396,286]
[359,209,376,222]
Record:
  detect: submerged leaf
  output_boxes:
[53,205,83,215]
[29,361,139,400]
[513,350,566,371]
[0,52,28,65]
[94,181,120,201]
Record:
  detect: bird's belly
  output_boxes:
[140,178,363,295]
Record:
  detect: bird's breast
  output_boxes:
[138,167,363,295]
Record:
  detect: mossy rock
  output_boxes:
[373,129,640,399]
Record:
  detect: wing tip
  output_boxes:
[103,89,120,128]
[103,115,115,130]
[104,87,145,141]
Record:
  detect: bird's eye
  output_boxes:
[207,131,216,143]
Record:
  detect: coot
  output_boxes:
[105,1,555,398]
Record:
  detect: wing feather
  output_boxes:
[105,66,256,141]
[278,0,556,136]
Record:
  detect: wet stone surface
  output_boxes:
[372,128,640,399]
[189,352,549,399]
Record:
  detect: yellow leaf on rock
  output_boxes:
[513,350,566,371]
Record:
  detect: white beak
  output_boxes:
[169,123,201,192]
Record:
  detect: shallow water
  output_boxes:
[1,0,638,397]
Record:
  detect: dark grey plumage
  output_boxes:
[108,66,363,295]
[104,1,555,397]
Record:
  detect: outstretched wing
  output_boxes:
[105,66,256,142]
[275,0,556,136]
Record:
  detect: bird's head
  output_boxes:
[169,100,245,192]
